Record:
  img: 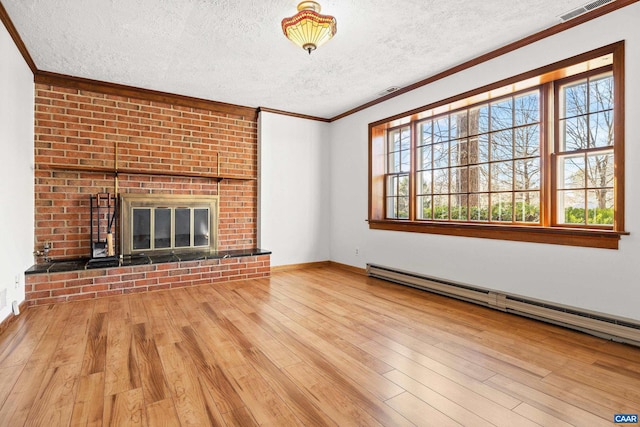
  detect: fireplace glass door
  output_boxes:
[121,194,218,255]
[131,207,210,252]
[155,208,171,249]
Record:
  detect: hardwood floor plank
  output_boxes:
[549,363,640,404]
[276,315,404,402]
[272,274,472,368]
[80,311,108,376]
[215,312,337,426]
[157,342,227,426]
[478,329,603,366]
[159,288,192,330]
[24,362,81,426]
[187,288,337,425]
[0,362,50,425]
[541,372,640,414]
[171,287,212,327]
[597,340,640,361]
[0,365,24,411]
[145,398,181,427]
[479,351,639,418]
[27,303,74,366]
[258,294,370,346]
[513,402,575,427]
[385,369,538,427]
[593,358,640,380]
[192,301,248,370]
[237,303,415,426]
[385,391,462,427]
[213,282,257,316]
[127,292,150,326]
[195,284,236,313]
[251,281,385,354]
[104,298,140,396]
[103,387,146,426]
[217,300,302,369]
[50,301,94,368]
[222,406,260,427]
[69,372,104,427]
[224,363,306,426]
[176,324,246,414]
[361,336,496,382]
[0,307,35,352]
[232,290,392,374]
[198,375,235,427]
[283,361,386,427]
[454,326,574,370]
[132,322,170,405]
[141,292,181,346]
[486,374,613,426]
[281,270,485,341]
[366,338,521,409]
[271,274,450,349]
[382,371,494,427]
[0,307,52,368]
[435,339,552,380]
[228,283,405,403]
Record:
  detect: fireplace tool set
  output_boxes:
[89,193,118,264]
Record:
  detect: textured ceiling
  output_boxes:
[3,0,594,119]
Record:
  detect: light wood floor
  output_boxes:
[0,267,639,426]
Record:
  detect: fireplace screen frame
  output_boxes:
[120,193,219,255]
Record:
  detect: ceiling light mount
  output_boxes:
[282,1,337,54]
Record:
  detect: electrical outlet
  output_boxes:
[355,247,360,256]
[12,301,20,315]
[14,275,20,289]
[44,241,52,249]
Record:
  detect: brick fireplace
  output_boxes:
[25,78,270,306]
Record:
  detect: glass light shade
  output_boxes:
[282,1,337,54]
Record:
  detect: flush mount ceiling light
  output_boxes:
[281,1,337,54]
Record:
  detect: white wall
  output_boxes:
[258,111,330,266]
[0,23,34,321]
[329,4,640,322]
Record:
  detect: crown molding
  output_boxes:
[34,71,258,120]
[329,0,640,122]
[0,0,37,73]
[3,0,638,122]
[257,107,330,123]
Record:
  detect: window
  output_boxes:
[369,42,626,249]
[556,72,614,226]
[410,90,541,224]
[386,126,411,219]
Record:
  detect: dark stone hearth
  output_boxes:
[26,248,272,275]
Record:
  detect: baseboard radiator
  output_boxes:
[367,264,640,347]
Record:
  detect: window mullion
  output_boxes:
[543,81,555,227]
[395,174,400,218]
[410,123,416,220]
[511,102,516,223]
[612,42,625,232]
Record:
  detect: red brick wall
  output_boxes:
[25,255,270,306]
[34,84,258,259]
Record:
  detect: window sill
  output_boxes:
[368,220,628,249]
